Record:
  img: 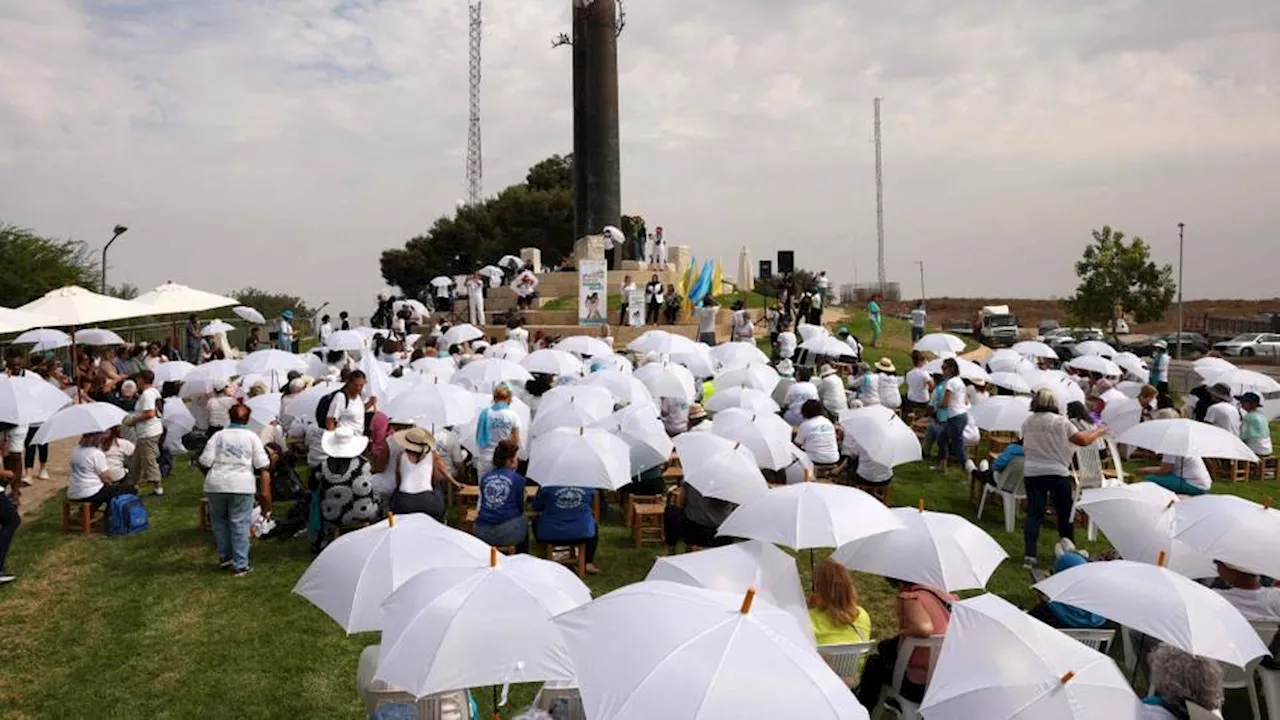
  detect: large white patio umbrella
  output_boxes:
[0,375,72,426]
[969,395,1032,433]
[74,328,125,346]
[634,361,696,401]
[580,370,652,407]
[703,386,780,415]
[376,552,591,699]
[555,581,868,720]
[0,307,57,334]
[132,282,239,314]
[18,285,149,326]
[709,342,770,370]
[914,333,966,355]
[555,335,613,358]
[1034,560,1269,668]
[673,432,769,504]
[521,349,585,377]
[1075,484,1216,579]
[1117,418,1259,463]
[595,403,672,475]
[832,507,1008,593]
[1172,494,1280,579]
[442,323,485,347]
[837,405,923,467]
[920,594,1142,720]
[711,408,792,470]
[717,482,905,550]
[451,358,532,394]
[381,381,477,429]
[526,427,631,490]
[31,402,127,444]
[293,514,491,634]
[1012,340,1058,360]
[712,363,780,393]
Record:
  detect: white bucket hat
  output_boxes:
[321,427,368,459]
[776,359,795,377]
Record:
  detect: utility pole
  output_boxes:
[874,97,886,296]
[1176,222,1185,359]
[915,260,925,307]
[465,1,483,206]
[101,224,128,294]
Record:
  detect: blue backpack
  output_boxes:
[107,494,149,536]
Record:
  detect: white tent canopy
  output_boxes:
[0,307,58,335]
[133,282,240,315]
[17,285,151,327]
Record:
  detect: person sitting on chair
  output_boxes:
[532,485,599,575]
[794,399,842,470]
[1212,560,1280,621]
[809,559,872,646]
[1026,540,1109,629]
[474,440,528,553]
[1142,643,1224,719]
[388,428,451,522]
[854,579,955,709]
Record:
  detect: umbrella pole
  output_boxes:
[70,325,79,405]
[809,548,815,592]
[492,685,500,720]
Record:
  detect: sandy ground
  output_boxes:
[12,439,75,519]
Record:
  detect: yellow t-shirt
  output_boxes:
[810,605,872,646]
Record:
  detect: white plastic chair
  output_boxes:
[532,680,587,720]
[1060,628,1116,655]
[1071,444,1123,541]
[1258,666,1280,720]
[978,455,1025,533]
[1218,621,1279,720]
[356,644,472,719]
[818,641,877,687]
[1102,437,1126,484]
[872,635,945,720]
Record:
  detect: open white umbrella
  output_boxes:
[1013,340,1059,360]
[1075,484,1216,578]
[668,343,717,379]
[646,540,813,644]
[590,353,633,375]
[712,364,780,393]
[232,306,266,325]
[634,361,696,401]
[451,358,532,394]
[477,265,505,284]
[162,397,196,440]
[245,392,283,431]
[177,359,240,399]
[0,375,72,426]
[17,285,148,327]
[969,395,1031,433]
[1200,367,1280,396]
[832,507,1007,592]
[913,333,966,355]
[13,328,69,348]
[1066,355,1122,377]
[293,514,492,634]
[673,433,769,504]
[286,381,342,424]
[1193,357,1236,380]
[0,307,57,334]
[709,341,770,370]
[31,402,126,444]
[536,385,615,418]
[75,328,125,346]
[1099,392,1143,438]
[521,349,585,377]
[382,381,477,429]
[526,427,631,490]
[782,445,816,485]
[986,371,1032,394]
[151,360,195,385]
[920,594,1142,720]
[1172,494,1280,579]
[580,370,652,406]
[986,350,1035,375]
[837,405,923,468]
[555,335,613,358]
[133,282,238,314]
[1073,340,1117,358]
[924,357,990,382]
[555,582,868,720]
[711,408,793,471]
[1112,351,1147,377]
[801,334,858,358]
[409,357,457,381]
[323,330,366,352]
[627,329,698,356]
[798,324,829,342]
[482,340,528,362]
[717,482,905,550]
[529,397,613,439]
[595,403,672,475]
[703,386,781,416]
[1114,380,1145,399]
[1117,418,1258,463]
[1023,370,1086,411]
[1034,560,1268,668]
[237,349,307,376]
[443,323,485,347]
[429,276,454,289]
[200,320,236,336]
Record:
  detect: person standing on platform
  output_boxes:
[619,275,636,326]
[655,226,668,266]
[645,275,664,325]
[466,273,485,326]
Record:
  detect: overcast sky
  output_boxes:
[2,0,1278,315]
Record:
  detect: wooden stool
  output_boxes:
[199,497,211,531]
[631,504,665,548]
[496,544,519,556]
[1256,456,1278,481]
[462,508,478,534]
[623,494,663,529]
[1226,460,1252,483]
[61,498,103,536]
[543,543,586,578]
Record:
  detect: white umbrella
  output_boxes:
[529,398,613,439]
[393,299,430,319]
[409,357,457,381]
[287,381,342,424]
[1023,370,1086,411]
[709,341,770,369]
[710,408,792,471]
[580,370,652,406]
[832,507,1007,592]
[31,402,126,444]
[1193,357,1236,379]
[442,323,485,347]
[151,360,195,384]
[1112,351,1147,376]
[177,359,240,400]
[798,324,829,342]
[595,403,672,475]
[429,276,454,289]
[294,514,494,634]
[837,404,923,468]
[232,306,266,325]
[482,340,528,362]
[555,335,613,358]
[783,445,816,485]
[673,432,769,504]
[323,330,366,352]
[521,349,585,377]
[536,385,615,418]
[986,349,1035,375]
[986,371,1032,394]
[133,282,238,314]
[1201,367,1280,396]
[717,482,906,550]
[526,427,632,490]
[920,594,1142,720]
[801,335,858,358]
[0,307,57,334]
[382,381,477,429]
[245,392,283,431]
[1034,560,1268,668]
[668,343,717,379]
[969,395,1031,433]
[1117,418,1258,463]
[1099,392,1143,438]
[200,320,236,336]
[1173,494,1280,579]
[162,397,196,442]
[913,333,966,354]
[1073,340,1117,358]
[498,254,524,270]
[17,285,148,327]
[13,328,69,348]
[1075,484,1216,578]
[713,364,780,393]
[451,358,532,394]
[75,328,125,346]
[1013,340,1060,360]
[646,540,813,644]
[589,353,633,375]
[555,582,867,720]
[703,387,780,416]
[1114,380,1146,399]
[1066,355,1122,377]
[0,375,72,426]
[634,361,696,401]
[477,265,504,284]
[627,329,698,356]
[924,357,990,382]
[237,349,307,376]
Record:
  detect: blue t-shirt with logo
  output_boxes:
[476,467,526,526]
[533,486,596,541]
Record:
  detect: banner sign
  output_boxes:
[578,260,607,327]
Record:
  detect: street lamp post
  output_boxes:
[1176,222,1185,360]
[915,260,926,308]
[101,224,128,294]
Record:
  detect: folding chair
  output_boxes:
[1060,628,1116,655]
[817,641,877,687]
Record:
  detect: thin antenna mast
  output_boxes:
[465,1,483,205]
[874,97,886,294]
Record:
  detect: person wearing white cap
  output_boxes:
[816,364,848,416]
[316,427,380,544]
[874,358,902,410]
[1149,339,1170,394]
[205,378,237,435]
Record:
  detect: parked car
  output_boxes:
[1036,319,1061,336]
[1213,333,1280,358]
[1126,332,1210,357]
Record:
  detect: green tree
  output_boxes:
[1063,226,1175,326]
[0,223,98,306]
[525,154,573,192]
[105,283,139,300]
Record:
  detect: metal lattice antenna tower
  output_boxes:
[874,97,886,293]
[465,1,483,205]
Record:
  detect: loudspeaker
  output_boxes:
[758,260,772,280]
[777,250,795,274]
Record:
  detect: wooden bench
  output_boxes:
[631,503,665,548]
[1257,456,1278,481]
[61,497,103,536]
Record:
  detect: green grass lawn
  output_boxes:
[2,315,1277,718]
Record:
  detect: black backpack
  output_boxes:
[314,389,343,428]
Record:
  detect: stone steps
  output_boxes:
[479,323,699,347]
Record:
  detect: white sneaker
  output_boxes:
[37,469,49,481]
[151,487,165,497]
[19,475,32,487]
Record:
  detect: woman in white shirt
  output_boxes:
[389,428,453,522]
[103,427,136,484]
[939,359,973,471]
[794,399,841,465]
[903,351,932,418]
[68,433,125,507]
[619,275,637,326]
[874,358,902,410]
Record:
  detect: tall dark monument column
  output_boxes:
[572,0,622,255]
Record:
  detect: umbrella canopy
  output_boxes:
[232,306,267,325]
[711,408,793,471]
[162,397,196,439]
[537,385,615,418]
[1023,370,1086,411]
[521,349,585,377]
[323,330,366,352]
[555,581,868,720]
[595,403,672,475]
[713,364,780,393]
[801,335,858,358]
[477,265,504,283]
[645,540,813,644]
[1072,340,1117,358]
[709,341,770,370]
[17,285,148,327]
[393,299,430,318]
[526,427,632,490]
[782,445,816,485]
[0,375,72,426]
[832,508,1007,592]
[482,340,528,362]
[627,329,699,356]
[1034,560,1268,668]
[1114,380,1145,399]
[451,358,533,394]
[382,381,477,429]
[1066,355,1122,377]
[837,405,924,468]
[1173,494,1280,579]
[1200,367,1280,396]
[580,370,652,406]
[245,392,283,431]
[913,333,967,355]
[555,335,613,358]
[237,349,307,376]
[442,323,485,348]
[151,360,195,385]
[133,282,239,314]
[1112,351,1147,375]
[1099,393,1143,438]
[590,353,633,375]
[1193,357,1236,380]
[673,433,769,504]
[668,343,717,379]
[286,381,342,424]
[408,357,458,382]
[0,307,57,335]
[924,357,991,382]
[986,350,1035,375]
[75,328,125,346]
[717,483,906,550]
[376,552,591,698]
[1012,340,1059,360]
[200,320,236,336]
[31,402,126,444]
[177,359,241,399]
[430,276,454,289]
[634,362,696,401]
[529,397,614,439]
[798,324,829,342]
[704,386,781,416]
[920,593,1142,720]
[986,371,1032,394]
[1075,484,1216,578]
[1116,418,1258,463]
[293,514,493,634]
[969,395,1031,433]
[13,328,70,348]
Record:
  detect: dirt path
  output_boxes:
[13,439,75,519]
